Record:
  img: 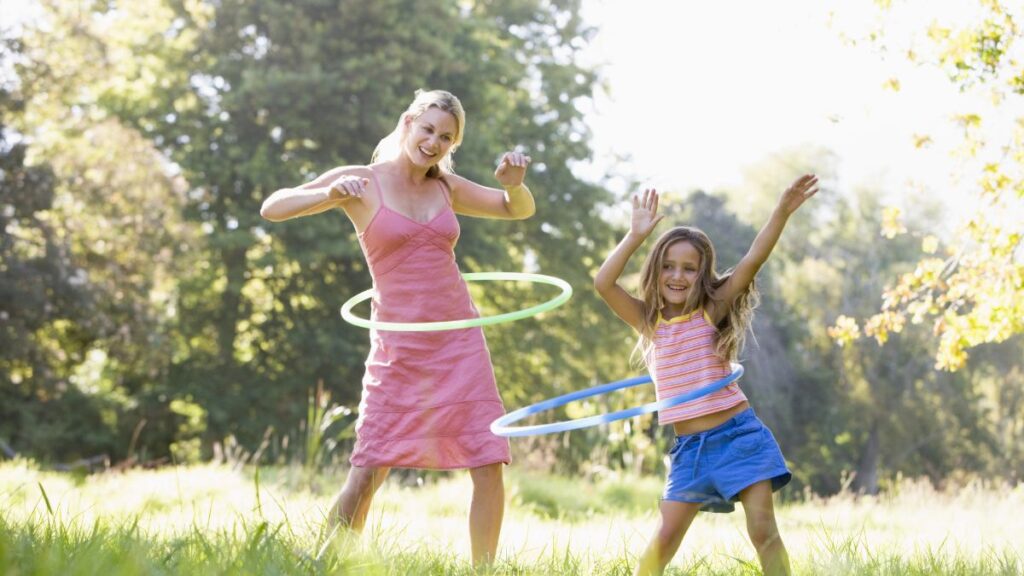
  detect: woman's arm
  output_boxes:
[710,173,818,323]
[595,188,664,331]
[260,166,368,222]
[448,151,535,220]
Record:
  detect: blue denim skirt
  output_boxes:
[663,408,791,513]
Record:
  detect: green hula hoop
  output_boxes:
[340,272,573,332]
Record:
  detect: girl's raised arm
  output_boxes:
[711,174,818,323]
[595,188,664,331]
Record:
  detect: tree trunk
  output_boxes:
[854,419,880,495]
[217,242,247,368]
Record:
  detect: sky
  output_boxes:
[576,0,1013,228]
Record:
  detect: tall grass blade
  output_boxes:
[37,482,53,517]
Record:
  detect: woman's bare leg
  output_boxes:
[468,463,504,565]
[317,466,390,559]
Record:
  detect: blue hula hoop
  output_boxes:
[490,363,744,437]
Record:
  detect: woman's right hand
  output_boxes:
[329,175,369,200]
[630,188,664,239]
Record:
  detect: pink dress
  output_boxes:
[348,172,511,469]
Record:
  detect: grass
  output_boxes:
[1,459,1021,574]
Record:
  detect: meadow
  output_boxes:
[1,460,1021,575]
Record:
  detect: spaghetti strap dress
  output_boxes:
[348,171,511,469]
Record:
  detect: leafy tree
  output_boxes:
[0,83,92,458]
[0,79,141,460]
[7,7,203,461]
[822,190,993,493]
[965,336,1024,481]
[830,0,1024,371]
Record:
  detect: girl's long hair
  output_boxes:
[371,89,465,178]
[633,226,760,364]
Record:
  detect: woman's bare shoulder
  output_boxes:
[321,164,374,179]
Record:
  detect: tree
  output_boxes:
[0,82,91,458]
[830,0,1024,371]
[8,7,203,461]
[822,189,993,493]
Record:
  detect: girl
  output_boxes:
[260,89,534,565]
[594,175,818,576]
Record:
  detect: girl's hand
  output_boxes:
[494,151,531,188]
[329,175,368,200]
[630,188,664,239]
[777,173,819,215]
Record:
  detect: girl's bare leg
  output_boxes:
[634,500,701,576]
[738,480,789,576]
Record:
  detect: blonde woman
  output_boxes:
[261,89,534,564]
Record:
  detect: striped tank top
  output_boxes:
[645,309,747,425]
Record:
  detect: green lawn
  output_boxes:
[1,460,1021,575]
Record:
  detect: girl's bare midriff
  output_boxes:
[671,400,750,436]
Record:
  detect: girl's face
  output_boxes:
[659,240,701,314]
[402,107,458,168]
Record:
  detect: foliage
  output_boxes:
[302,380,355,477]
[814,189,995,493]
[830,0,1024,371]
[3,9,203,461]
[0,84,107,460]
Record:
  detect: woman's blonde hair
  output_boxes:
[371,89,465,178]
[633,226,759,364]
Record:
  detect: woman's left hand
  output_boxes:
[495,150,531,188]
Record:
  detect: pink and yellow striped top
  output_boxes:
[645,309,747,425]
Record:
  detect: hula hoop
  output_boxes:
[491,363,744,437]
[340,271,572,332]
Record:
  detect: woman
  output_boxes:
[260,89,534,564]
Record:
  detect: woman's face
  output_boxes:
[402,107,458,168]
